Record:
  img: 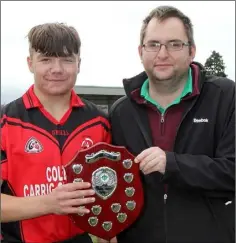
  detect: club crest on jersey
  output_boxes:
[81,137,94,149]
[25,137,43,153]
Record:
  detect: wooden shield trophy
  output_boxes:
[64,142,144,240]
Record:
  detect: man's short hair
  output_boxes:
[27,22,81,57]
[140,6,195,47]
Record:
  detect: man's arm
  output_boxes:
[112,89,235,194]
[162,106,235,193]
[96,237,117,243]
[135,108,235,193]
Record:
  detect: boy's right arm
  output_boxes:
[1,181,95,222]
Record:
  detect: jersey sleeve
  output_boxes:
[1,111,8,181]
[1,149,8,180]
[102,116,111,144]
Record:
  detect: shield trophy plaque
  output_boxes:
[64,142,144,240]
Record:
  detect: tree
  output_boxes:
[204,51,227,77]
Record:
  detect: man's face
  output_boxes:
[27,51,80,96]
[139,17,196,82]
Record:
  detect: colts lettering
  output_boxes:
[23,166,67,197]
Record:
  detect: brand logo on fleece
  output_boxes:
[193,118,209,123]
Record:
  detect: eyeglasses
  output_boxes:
[142,40,190,52]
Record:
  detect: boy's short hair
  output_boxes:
[27,22,81,57]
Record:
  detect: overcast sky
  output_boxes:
[1,1,235,103]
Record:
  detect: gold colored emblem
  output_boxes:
[72,164,83,174]
[117,213,127,223]
[124,173,134,183]
[125,187,135,197]
[122,159,133,169]
[88,217,98,227]
[126,200,136,210]
[111,203,121,213]
[102,221,112,231]
[91,205,102,215]
[78,206,85,216]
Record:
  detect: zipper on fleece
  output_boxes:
[164,189,168,243]
[159,109,168,242]
[159,111,165,136]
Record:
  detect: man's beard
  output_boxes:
[147,68,188,91]
[148,68,177,83]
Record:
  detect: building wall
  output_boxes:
[78,94,124,113]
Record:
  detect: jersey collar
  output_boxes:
[22,85,84,109]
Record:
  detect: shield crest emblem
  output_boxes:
[65,142,144,240]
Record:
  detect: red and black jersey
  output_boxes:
[1,85,111,243]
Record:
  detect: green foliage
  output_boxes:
[204,51,227,77]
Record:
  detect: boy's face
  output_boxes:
[27,50,80,96]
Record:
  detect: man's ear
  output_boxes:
[138,45,143,63]
[77,58,81,74]
[27,56,34,73]
[190,45,196,61]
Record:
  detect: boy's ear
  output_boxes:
[77,58,81,73]
[27,56,34,73]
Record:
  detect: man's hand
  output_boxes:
[44,182,96,215]
[134,147,166,175]
[96,236,117,243]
